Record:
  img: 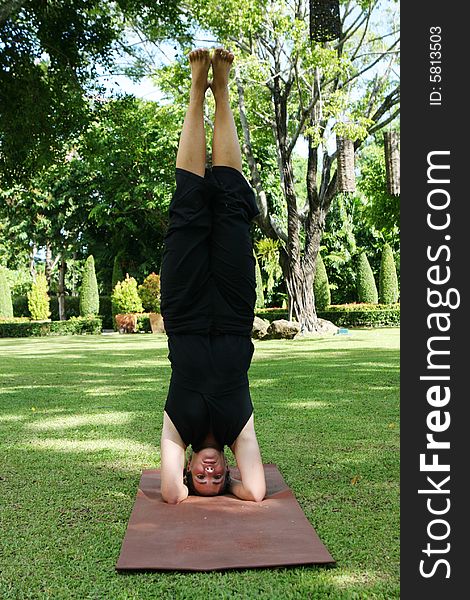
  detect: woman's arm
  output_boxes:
[160,411,189,504]
[230,415,266,502]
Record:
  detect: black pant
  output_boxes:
[160,166,259,336]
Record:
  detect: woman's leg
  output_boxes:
[176,48,211,176]
[210,48,242,172]
[160,49,213,334]
[208,49,259,335]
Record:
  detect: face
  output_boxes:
[187,447,228,496]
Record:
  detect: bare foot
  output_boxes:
[188,48,211,99]
[210,47,234,101]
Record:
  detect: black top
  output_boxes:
[164,333,254,450]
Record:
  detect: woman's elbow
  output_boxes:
[161,484,188,504]
[247,483,266,503]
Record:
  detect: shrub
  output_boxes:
[318,304,400,327]
[80,255,100,316]
[0,316,102,338]
[111,274,143,315]
[379,243,399,304]
[0,268,14,319]
[356,252,378,304]
[314,253,331,310]
[13,294,113,328]
[255,304,400,328]
[27,274,51,320]
[138,273,161,313]
[12,295,30,317]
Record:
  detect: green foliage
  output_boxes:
[314,254,331,310]
[379,244,399,304]
[0,268,14,318]
[136,313,152,333]
[322,193,358,304]
[0,0,184,183]
[27,274,51,320]
[356,252,378,304]
[80,97,179,282]
[138,273,161,313]
[254,253,265,309]
[0,316,102,338]
[255,238,283,295]
[111,275,143,315]
[358,142,400,238]
[79,256,99,316]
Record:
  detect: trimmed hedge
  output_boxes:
[256,304,400,328]
[13,295,113,329]
[318,304,400,327]
[379,243,399,304]
[80,255,100,316]
[0,316,102,338]
[356,252,378,304]
[255,308,288,323]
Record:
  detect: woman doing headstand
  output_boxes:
[159,48,266,504]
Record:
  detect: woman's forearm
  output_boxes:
[229,478,264,502]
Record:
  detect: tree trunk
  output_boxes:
[280,250,318,332]
[45,243,53,283]
[58,257,67,321]
[29,244,37,282]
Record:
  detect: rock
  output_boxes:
[252,316,270,339]
[266,319,301,339]
[293,318,339,339]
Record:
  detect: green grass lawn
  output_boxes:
[0,328,399,599]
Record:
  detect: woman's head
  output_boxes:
[184,446,230,496]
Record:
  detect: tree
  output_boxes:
[313,253,330,310]
[0,268,14,318]
[79,96,182,286]
[27,273,51,320]
[379,243,398,304]
[80,255,100,317]
[178,0,399,331]
[356,252,377,304]
[0,0,184,184]
[0,96,181,311]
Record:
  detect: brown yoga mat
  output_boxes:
[116,464,335,572]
